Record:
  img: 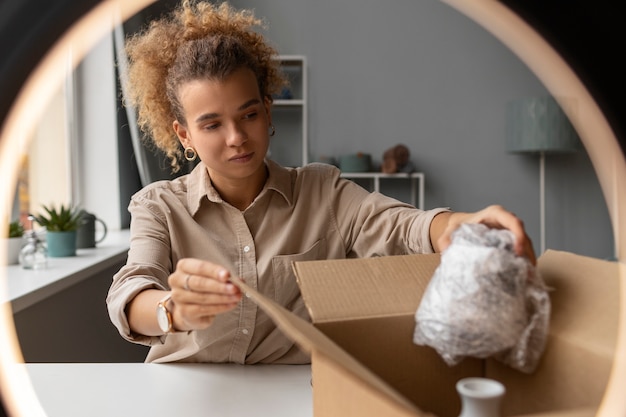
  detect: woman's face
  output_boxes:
[173,67,272,183]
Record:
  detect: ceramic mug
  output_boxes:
[76,211,108,249]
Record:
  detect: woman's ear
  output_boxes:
[173,120,190,148]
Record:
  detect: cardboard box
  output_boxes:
[231,250,622,417]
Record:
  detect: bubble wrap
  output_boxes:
[413,223,550,373]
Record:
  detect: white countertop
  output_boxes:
[23,362,312,417]
[3,234,313,417]
[1,230,130,312]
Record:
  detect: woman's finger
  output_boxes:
[437,205,536,264]
[172,272,240,295]
[176,258,231,282]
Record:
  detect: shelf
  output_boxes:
[273,99,305,107]
[340,172,425,209]
[271,55,308,166]
[275,54,307,64]
[269,55,425,209]
[2,229,130,312]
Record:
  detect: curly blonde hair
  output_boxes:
[124,1,286,172]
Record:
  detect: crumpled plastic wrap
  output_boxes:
[413,223,550,373]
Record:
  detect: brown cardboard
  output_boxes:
[295,254,441,322]
[294,254,481,417]
[229,274,421,415]
[231,250,621,417]
[486,251,620,416]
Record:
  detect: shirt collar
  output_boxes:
[264,159,294,206]
[186,159,294,215]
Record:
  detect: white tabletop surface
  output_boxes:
[2,230,130,312]
[24,362,312,417]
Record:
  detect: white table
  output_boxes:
[2,230,130,313]
[24,363,312,417]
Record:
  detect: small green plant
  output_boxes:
[8,220,25,238]
[33,204,83,232]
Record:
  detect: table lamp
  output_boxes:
[506,96,582,254]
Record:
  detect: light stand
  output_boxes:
[506,96,581,255]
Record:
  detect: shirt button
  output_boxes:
[242,329,249,335]
[243,245,250,253]
[245,292,251,298]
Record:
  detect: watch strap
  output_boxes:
[157,293,175,333]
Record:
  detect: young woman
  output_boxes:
[107,1,534,364]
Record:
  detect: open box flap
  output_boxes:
[229,276,421,415]
[487,250,622,415]
[311,350,428,417]
[293,254,440,323]
[538,250,620,352]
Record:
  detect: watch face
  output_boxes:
[157,304,170,333]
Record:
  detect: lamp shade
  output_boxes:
[506,96,582,153]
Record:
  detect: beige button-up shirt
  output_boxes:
[107,160,448,363]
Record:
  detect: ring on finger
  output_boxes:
[184,274,192,291]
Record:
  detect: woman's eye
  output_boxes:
[204,123,220,131]
[244,111,258,120]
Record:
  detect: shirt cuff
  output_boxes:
[107,277,167,346]
[418,207,451,253]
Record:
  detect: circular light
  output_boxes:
[0,3,155,416]
[1,0,624,416]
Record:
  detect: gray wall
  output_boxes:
[231,0,614,259]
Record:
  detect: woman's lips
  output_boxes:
[229,152,254,163]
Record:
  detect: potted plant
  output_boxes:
[32,203,83,257]
[4,220,24,265]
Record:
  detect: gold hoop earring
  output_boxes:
[184,147,197,161]
[269,124,276,137]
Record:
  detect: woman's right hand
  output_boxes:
[167,258,243,332]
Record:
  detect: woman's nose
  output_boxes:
[225,122,247,147]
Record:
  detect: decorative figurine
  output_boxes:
[381,144,415,173]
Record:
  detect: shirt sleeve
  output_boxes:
[106,192,174,346]
[325,167,450,257]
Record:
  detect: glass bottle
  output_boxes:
[19,216,47,270]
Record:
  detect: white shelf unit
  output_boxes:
[271,55,308,167]
[340,172,425,210]
[269,56,425,209]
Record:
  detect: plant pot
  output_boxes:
[46,230,77,257]
[339,153,372,172]
[3,237,23,265]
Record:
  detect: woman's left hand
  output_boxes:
[433,205,536,265]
